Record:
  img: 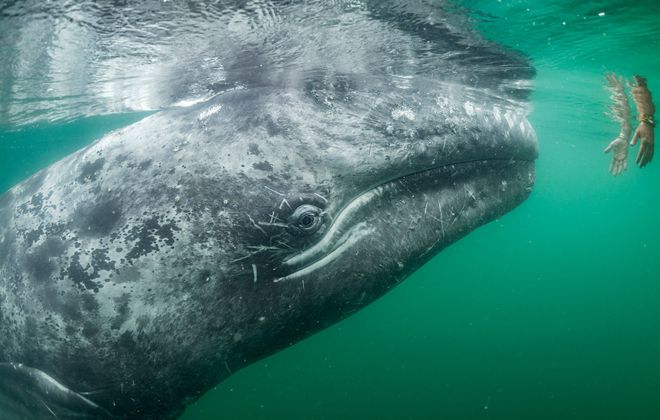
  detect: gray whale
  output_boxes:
[0,1,537,418]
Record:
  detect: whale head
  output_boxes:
[0,1,537,418]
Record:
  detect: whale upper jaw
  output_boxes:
[276,154,535,283]
[272,95,539,281]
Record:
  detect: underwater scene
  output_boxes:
[0,0,659,419]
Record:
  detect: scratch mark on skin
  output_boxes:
[252,264,258,283]
[224,361,232,375]
[437,200,446,239]
[230,246,278,263]
[424,200,428,215]
[231,254,256,264]
[449,211,458,229]
[246,213,268,236]
[246,245,281,251]
[276,240,294,250]
[38,396,57,418]
[427,212,445,241]
[279,198,292,210]
[398,179,414,196]
[313,192,328,202]
[454,198,467,225]
[268,211,278,223]
[427,213,441,223]
[231,253,256,264]
[357,291,366,304]
[268,231,287,244]
[258,221,289,228]
[464,184,476,201]
[264,186,285,196]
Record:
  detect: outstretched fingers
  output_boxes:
[609,157,626,176]
[637,143,649,166]
[640,145,654,167]
[616,160,625,175]
[636,144,645,164]
[606,73,617,88]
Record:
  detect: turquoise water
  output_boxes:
[1,1,660,419]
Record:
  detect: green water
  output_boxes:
[2,1,660,419]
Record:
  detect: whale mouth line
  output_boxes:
[275,156,536,283]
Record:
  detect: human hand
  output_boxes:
[606,73,625,93]
[631,123,655,167]
[604,136,628,175]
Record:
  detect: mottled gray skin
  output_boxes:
[0,1,537,419]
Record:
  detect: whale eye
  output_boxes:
[290,204,323,234]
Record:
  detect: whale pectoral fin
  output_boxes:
[0,363,113,419]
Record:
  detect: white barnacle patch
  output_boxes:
[197,104,222,122]
[492,106,502,123]
[462,101,475,117]
[503,110,516,130]
[172,95,213,108]
[391,107,415,121]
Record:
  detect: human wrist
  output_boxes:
[639,114,655,127]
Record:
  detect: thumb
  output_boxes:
[631,128,640,146]
[604,139,616,153]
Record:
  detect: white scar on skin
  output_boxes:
[284,186,383,268]
[275,224,374,282]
